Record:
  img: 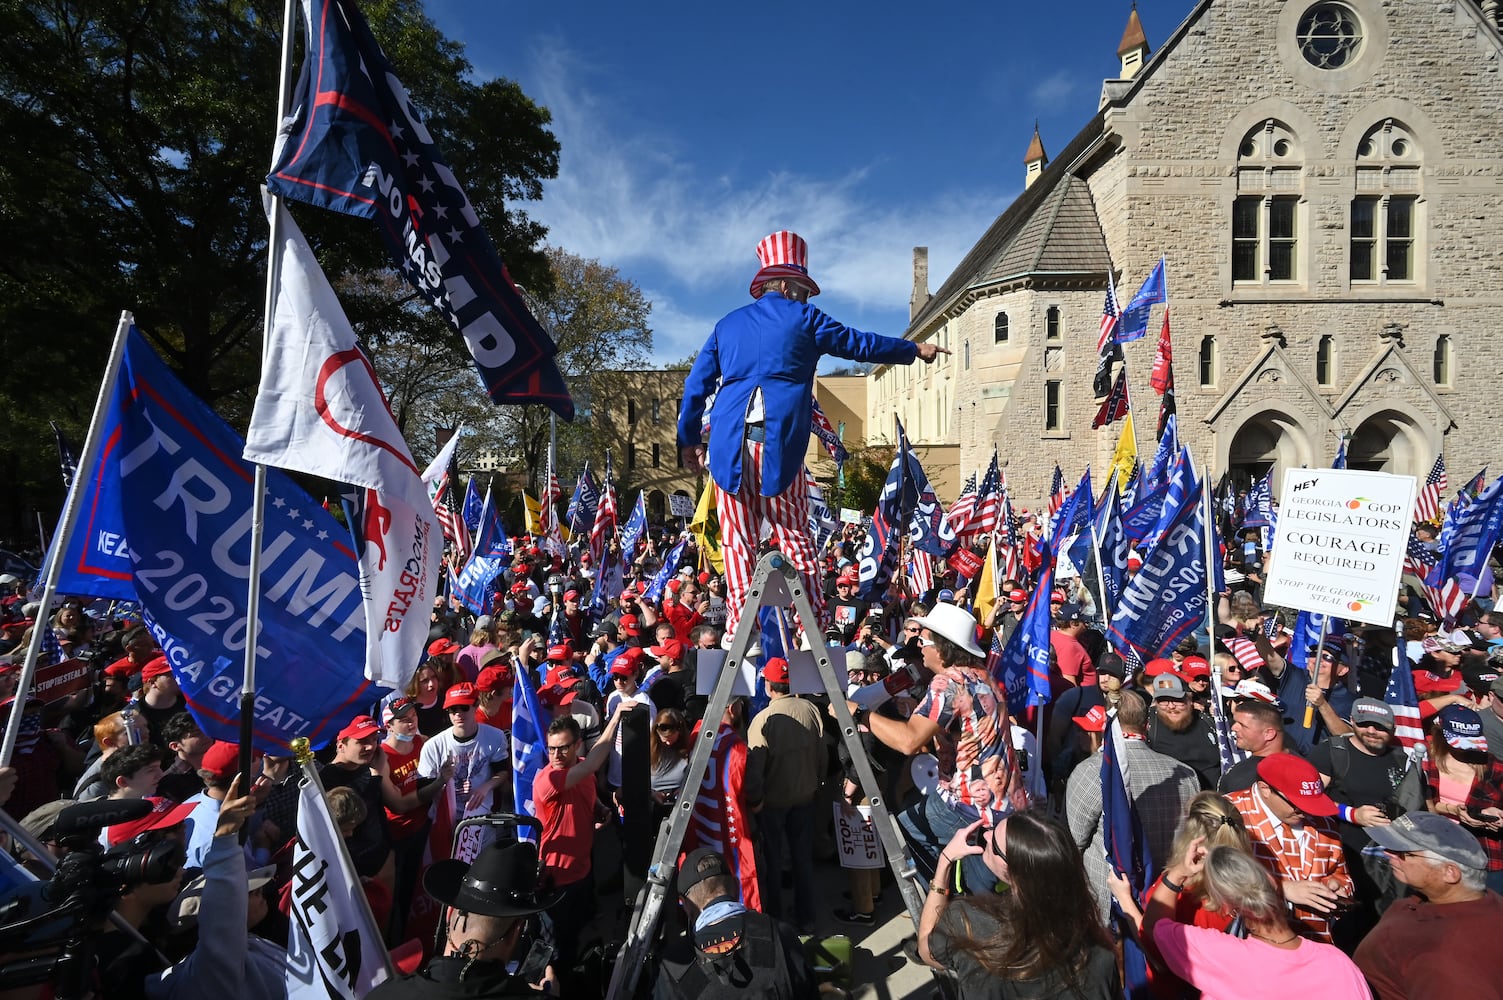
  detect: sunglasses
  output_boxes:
[656,723,682,733]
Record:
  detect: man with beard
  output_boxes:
[1144,673,1221,790]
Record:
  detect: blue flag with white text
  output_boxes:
[61,328,370,752]
[1116,258,1166,343]
[454,490,511,614]
[267,0,571,417]
[1433,473,1503,595]
[620,492,648,559]
[1107,475,1209,669]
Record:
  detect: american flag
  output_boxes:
[1047,465,1066,518]
[998,486,1023,582]
[431,474,471,564]
[1385,654,1424,751]
[1223,636,1266,673]
[1414,454,1448,524]
[952,451,1003,545]
[266,0,572,417]
[1093,275,1123,399]
[907,551,934,598]
[1404,530,1466,620]
[946,472,978,534]
[590,453,618,566]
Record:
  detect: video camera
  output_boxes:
[0,799,185,998]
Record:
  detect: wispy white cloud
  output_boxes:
[525,43,1010,359]
[1029,70,1077,110]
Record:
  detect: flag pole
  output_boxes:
[232,0,302,783]
[1090,491,1113,623]
[1,312,133,768]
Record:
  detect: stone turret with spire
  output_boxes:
[1102,3,1152,107]
[1024,123,1048,189]
[1118,2,1150,78]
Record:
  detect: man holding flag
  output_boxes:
[534,700,640,980]
[678,231,945,641]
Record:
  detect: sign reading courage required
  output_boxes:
[1262,467,1417,627]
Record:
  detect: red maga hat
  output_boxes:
[762,657,790,684]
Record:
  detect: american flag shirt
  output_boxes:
[913,666,1029,824]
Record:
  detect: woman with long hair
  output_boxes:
[1423,705,1503,891]
[401,660,451,736]
[1142,840,1370,998]
[649,707,690,821]
[919,809,1118,998]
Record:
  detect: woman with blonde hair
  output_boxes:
[1143,841,1371,998]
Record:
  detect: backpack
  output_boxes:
[1326,736,1423,818]
[655,911,802,999]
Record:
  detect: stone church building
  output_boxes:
[869,0,1503,506]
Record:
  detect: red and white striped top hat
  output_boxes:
[750,230,821,299]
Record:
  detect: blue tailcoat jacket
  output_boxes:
[677,292,918,497]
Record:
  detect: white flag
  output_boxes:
[420,425,463,486]
[285,777,393,998]
[245,204,440,689]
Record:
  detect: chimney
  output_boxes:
[1118,3,1150,80]
[910,247,930,321]
[1024,124,1048,190]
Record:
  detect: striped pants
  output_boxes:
[715,438,825,641]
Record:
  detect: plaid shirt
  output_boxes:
[1227,784,1352,943]
[1462,758,1503,872]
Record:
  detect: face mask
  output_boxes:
[390,730,415,744]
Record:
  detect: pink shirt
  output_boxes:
[1152,921,1372,1000]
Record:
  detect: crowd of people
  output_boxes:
[3,228,1501,1000]
[2,522,1502,998]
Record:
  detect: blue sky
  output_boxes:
[425,0,1200,367]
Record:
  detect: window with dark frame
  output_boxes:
[1044,380,1063,431]
[994,312,1009,344]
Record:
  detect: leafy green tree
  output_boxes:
[0,0,559,540]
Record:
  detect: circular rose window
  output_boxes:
[1297,3,1363,69]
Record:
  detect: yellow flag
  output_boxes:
[689,480,723,573]
[1110,412,1138,492]
[973,537,998,628]
[522,492,542,535]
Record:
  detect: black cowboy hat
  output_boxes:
[423,840,562,918]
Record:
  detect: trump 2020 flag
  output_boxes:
[620,492,649,559]
[286,774,393,998]
[267,0,571,418]
[1432,473,1503,597]
[1108,474,1209,668]
[245,204,441,691]
[512,662,552,836]
[454,489,511,614]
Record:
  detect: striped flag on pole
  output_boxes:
[1385,656,1424,751]
[1414,454,1448,524]
[590,453,619,566]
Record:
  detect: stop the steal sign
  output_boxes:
[1261,467,1417,626]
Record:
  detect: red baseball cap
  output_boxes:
[140,656,173,681]
[1142,658,1180,679]
[107,796,196,847]
[1257,753,1338,817]
[443,683,477,708]
[338,715,384,740]
[1050,589,1067,604]
[199,740,258,781]
[546,643,573,662]
[103,658,136,679]
[649,639,685,661]
[619,615,640,637]
[837,570,858,585]
[762,657,790,684]
[428,638,460,657]
[619,589,637,602]
[1180,656,1212,680]
[666,579,681,594]
[544,662,577,687]
[611,648,644,676]
[564,589,580,601]
[475,665,512,693]
[510,580,530,595]
[1006,588,1027,603]
[698,572,710,585]
[1072,705,1108,733]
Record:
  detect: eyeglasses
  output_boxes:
[904,626,922,635]
[447,704,475,713]
[656,724,682,733]
[546,741,578,756]
[613,674,633,683]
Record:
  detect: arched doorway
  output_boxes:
[1227,408,1313,492]
[647,489,666,521]
[1347,410,1429,476]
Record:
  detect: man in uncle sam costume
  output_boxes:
[678,231,945,641]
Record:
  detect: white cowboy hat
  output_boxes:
[911,603,985,659]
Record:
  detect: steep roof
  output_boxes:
[1118,5,1148,56]
[903,114,1108,338]
[1024,126,1047,165]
